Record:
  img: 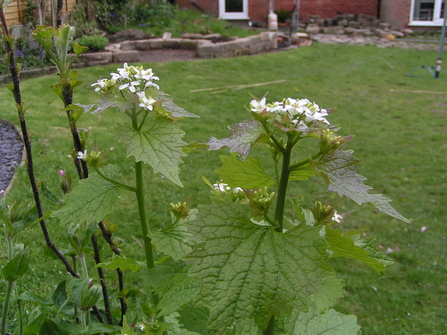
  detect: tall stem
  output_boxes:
[135,160,155,268]
[274,138,293,233]
[131,110,154,268]
[1,281,13,335]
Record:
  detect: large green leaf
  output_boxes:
[207,120,264,159]
[17,292,53,306]
[215,154,275,189]
[53,165,122,226]
[325,227,393,274]
[160,99,199,120]
[184,199,334,334]
[122,117,187,187]
[316,149,409,223]
[284,308,361,335]
[150,213,195,261]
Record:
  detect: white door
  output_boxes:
[219,0,249,20]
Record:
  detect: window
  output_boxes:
[219,0,249,20]
[410,0,446,26]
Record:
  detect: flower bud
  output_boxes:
[248,187,275,217]
[312,201,337,225]
[170,201,189,220]
[319,129,343,152]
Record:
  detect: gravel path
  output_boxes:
[0,121,24,196]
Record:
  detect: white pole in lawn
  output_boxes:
[435,0,447,78]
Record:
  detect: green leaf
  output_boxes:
[122,117,187,187]
[325,227,393,274]
[39,319,71,335]
[166,312,205,335]
[184,199,334,334]
[32,25,57,51]
[284,308,361,335]
[160,99,199,120]
[157,270,200,317]
[145,257,188,291]
[17,291,53,306]
[52,280,68,308]
[2,248,29,281]
[176,307,215,335]
[207,119,264,159]
[86,323,122,334]
[215,154,275,189]
[289,163,316,181]
[97,255,145,273]
[316,149,410,222]
[53,165,122,226]
[150,213,194,261]
[73,43,89,56]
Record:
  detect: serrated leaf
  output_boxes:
[150,214,194,261]
[284,308,361,335]
[166,312,205,335]
[311,275,345,312]
[316,149,409,222]
[289,163,316,181]
[177,307,214,335]
[184,199,333,334]
[18,292,53,306]
[97,255,145,273]
[215,154,275,189]
[157,271,200,317]
[325,227,393,274]
[161,99,199,119]
[53,165,122,226]
[145,257,188,291]
[207,119,264,159]
[123,117,187,187]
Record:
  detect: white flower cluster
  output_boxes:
[250,97,330,132]
[91,63,159,111]
[213,182,243,196]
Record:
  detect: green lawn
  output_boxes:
[1,43,446,334]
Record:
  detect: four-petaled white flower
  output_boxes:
[332,211,342,223]
[77,150,88,160]
[137,91,156,111]
[250,97,267,113]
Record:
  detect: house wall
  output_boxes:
[380,0,411,30]
[175,0,378,27]
[4,0,77,26]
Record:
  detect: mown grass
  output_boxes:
[1,43,446,334]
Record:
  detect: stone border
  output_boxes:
[0,118,25,197]
[78,32,280,65]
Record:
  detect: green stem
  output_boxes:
[289,151,323,171]
[274,137,293,233]
[94,167,136,192]
[263,123,285,154]
[135,160,155,268]
[131,108,154,268]
[79,255,89,278]
[1,281,13,335]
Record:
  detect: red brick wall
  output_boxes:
[380,0,411,29]
[174,0,379,27]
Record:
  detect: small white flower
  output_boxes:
[250,97,268,113]
[119,80,141,93]
[77,150,88,160]
[91,79,107,92]
[332,211,342,223]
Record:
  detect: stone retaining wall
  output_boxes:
[79,32,280,65]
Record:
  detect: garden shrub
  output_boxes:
[76,35,109,52]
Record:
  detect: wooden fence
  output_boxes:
[4,0,76,26]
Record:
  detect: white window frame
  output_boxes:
[409,0,445,26]
[219,0,249,20]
